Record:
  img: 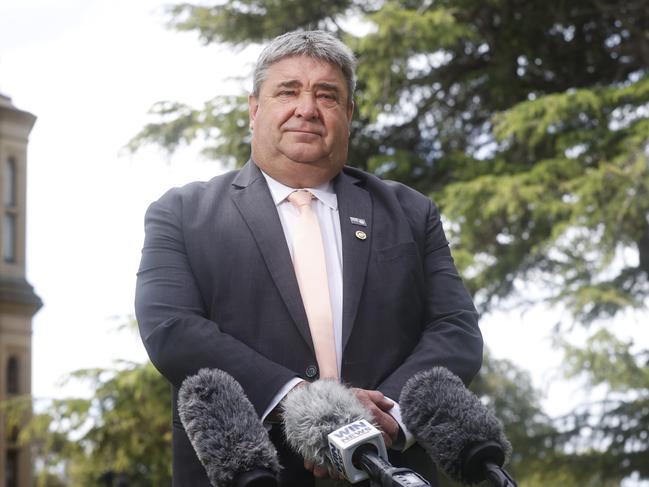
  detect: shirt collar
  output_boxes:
[261,170,338,211]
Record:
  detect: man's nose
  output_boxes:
[294,93,319,120]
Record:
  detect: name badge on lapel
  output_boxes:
[349,217,367,227]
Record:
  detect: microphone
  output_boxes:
[178,368,280,487]
[399,367,518,487]
[282,380,431,486]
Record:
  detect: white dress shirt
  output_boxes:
[260,170,414,451]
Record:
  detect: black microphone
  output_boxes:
[178,368,280,487]
[282,380,431,486]
[399,367,518,487]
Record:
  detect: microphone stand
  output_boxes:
[353,445,431,487]
[235,468,278,487]
[484,463,518,487]
[462,442,518,487]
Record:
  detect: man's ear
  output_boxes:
[346,100,354,123]
[248,94,259,129]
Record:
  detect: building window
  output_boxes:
[4,157,17,207]
[3,213,16,263]
[7,356,19,395]
[4,157,18,263]
[5,449,18,487]
[8,426,19,444]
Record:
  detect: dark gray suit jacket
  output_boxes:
[135,160,483,486]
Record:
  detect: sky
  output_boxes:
[0,0,252,397]
[0,0,647,453]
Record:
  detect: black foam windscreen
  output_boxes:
[178,368,280,487]
[400,367,512,485]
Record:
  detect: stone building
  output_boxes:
[0,92,42,487]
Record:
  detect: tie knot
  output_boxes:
[288,190,314,209]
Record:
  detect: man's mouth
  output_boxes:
[284,127,322,136]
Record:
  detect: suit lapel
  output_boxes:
[335,170,372,354]
[230,161,314,352]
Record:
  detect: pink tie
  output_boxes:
[288,190,338,380]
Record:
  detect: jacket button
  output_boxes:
[305,365,318,379]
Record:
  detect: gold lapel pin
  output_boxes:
[355,230,367,240]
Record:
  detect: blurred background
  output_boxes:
[0,0,647,485]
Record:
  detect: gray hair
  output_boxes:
[252,30,357,104]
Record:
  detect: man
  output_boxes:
[135,30,482,486]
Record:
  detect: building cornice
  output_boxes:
[0,93,36,137]
[0,276,43,316]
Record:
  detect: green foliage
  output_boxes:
[468,77,649,320]
[562,329,649,390]
[352,3,473,121]
[167,0,355,45]
[2,362,172,486]
[551,329,649,482]
[127,95,251,165]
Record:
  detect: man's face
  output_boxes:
[248,55,354,188]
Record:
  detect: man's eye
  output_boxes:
[318,93,337,101]
[278,90,296,96]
